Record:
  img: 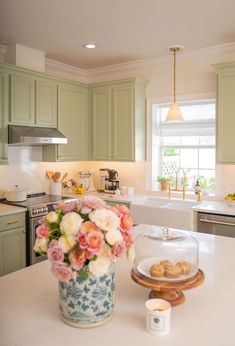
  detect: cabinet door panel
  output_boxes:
[0,71,8,164]
[92,87,111,160]
[112,84,134,161]
[57,84,87,161]
[10,73,35,125]
[36,79,57,127]
[0,227,26,276]
[217,74,235,163]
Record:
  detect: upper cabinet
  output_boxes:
[35,77,57,127]
[0,69,8,164]
[213,62,235,164]
[42,82,88,162]
[89,78,147,162]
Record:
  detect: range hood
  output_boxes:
[8,125,68,146]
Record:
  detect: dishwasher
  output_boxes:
[197,212,235,238]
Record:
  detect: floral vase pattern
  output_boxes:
[58,264,115,328]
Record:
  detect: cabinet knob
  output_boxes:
[22,230,27,234]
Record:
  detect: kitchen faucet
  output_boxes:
[168,168,186,200]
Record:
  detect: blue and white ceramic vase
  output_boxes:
[58,264,115,328]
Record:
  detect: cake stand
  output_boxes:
[131,267,205,306]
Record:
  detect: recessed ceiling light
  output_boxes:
[83,43,96,49]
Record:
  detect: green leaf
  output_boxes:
[78,268,89,280]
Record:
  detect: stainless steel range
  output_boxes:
[3,192,75,266]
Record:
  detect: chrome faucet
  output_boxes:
[168,168,186,200]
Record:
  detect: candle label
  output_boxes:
[149,314,165,331]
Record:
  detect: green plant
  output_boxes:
[156,176,169,183]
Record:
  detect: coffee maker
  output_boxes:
[104,169,119,193]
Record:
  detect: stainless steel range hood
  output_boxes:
[8,125,68,146]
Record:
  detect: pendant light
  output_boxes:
[166,46,184,121]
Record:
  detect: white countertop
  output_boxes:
[0,203,26,216]
[62,191,133,204]
[192,200,235,216]
[1,225,235,346]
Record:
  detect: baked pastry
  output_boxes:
[159,260,172,268]
[150,264,165,278]
[165,264,181,278]
[176,261,192,275]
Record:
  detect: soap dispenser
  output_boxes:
[194,179,202,202]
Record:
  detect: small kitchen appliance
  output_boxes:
[104,169,119,193]
[78,171,96,192]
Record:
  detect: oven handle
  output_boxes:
[200,218,235,227]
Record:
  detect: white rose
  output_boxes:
[105,229,123,246]
[89,208,120,232]
[33,237,48,253]
[88,256,112,277]
[58,235,76,254]
[60,212,82,236]
[46,211,58,224]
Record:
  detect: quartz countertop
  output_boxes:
[0,203,27,216]
[62,191,133,204]
[192,200,235,216]
[1,225,235,346]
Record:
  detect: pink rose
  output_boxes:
[36,224,50,238]
[122,231,134,246]
[120,214,133,232]
[81,196,105,213]
[87,231,104,255]
[109,205,130,217]
[51,263,75,282]
[76,232,88,249]
[54,201,78,213]
[111,241,126,259]
[69,246,86,270]
[48,245,64,263]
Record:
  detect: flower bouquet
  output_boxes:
[62,179,76,193]
[33,196,134,327]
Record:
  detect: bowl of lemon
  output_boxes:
[225,193,235,206]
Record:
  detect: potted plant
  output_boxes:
[156,176,170,191]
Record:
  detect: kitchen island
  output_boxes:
[0,225,235,346]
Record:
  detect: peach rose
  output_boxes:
[111,241,126,259]
[120,214,133,232]
[80,221,101,234]
[87,231,104,255]
[69,246,86,271]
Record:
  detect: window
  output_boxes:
[152,99,216,191]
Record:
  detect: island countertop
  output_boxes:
[0,225,235,346]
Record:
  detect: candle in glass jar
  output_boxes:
[145,298,171,336]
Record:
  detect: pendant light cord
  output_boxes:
[173,49,176,103]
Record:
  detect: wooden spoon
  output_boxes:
[53,172,61,182]
[46,171,55,182]
[60,172,68,182]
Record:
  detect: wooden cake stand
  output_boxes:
[131,267,205,306]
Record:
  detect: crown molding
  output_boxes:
[45,58,88,83]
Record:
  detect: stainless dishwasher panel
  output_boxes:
[197,212,235,238]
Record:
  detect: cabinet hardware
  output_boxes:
[7,220,18,225]
[22,230,27,234]
[200,218,235,227]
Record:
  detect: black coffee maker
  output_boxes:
[105,169,119,193]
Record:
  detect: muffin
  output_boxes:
[149,264,165,278]
[165,263,181,278]
[176,261,192,275]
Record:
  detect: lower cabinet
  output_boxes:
[0,212,26,276]
[0,70,8,164]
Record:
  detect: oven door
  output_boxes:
[29,216,47,265]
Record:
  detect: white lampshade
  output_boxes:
[166,102,183,121]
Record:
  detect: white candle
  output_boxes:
[145,298,171,336]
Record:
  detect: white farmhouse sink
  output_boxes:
[130,197,198,231]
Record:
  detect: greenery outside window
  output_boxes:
[152,100,216,192]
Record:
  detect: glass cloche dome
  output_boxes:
[134,226,199,282]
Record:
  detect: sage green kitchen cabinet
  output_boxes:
[35,77,57,127]
[213,62,235,163]
[43,82,88,161]
[0,212,26,276]
[89,78,147,161]
[0,70,8,164]
[10,71,35,125]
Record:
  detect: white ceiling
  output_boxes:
[0,0,235,69]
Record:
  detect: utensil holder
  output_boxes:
[50,182,62,195]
